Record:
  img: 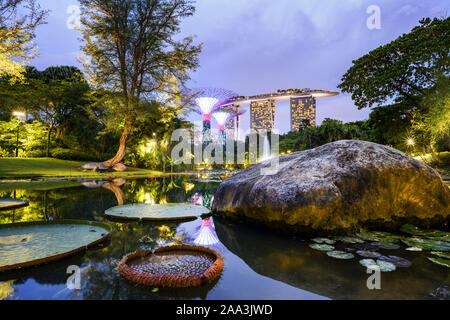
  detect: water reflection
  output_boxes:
[0,176,447,300]
[213,216,450,300]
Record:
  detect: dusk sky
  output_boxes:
[31,0,449,134]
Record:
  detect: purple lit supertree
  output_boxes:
[185,87,238,146]
[212,108,246,144]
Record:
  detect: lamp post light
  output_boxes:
[12,111,25,157]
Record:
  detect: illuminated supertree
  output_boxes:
[212,107,246,145]
[187,87,238,147]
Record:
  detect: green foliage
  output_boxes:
[338,17,449,110]
[279,118,368,153]
[0,0,48,82]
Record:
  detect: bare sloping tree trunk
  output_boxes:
[102,116,133,167]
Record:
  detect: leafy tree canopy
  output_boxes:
[338,17,449,110]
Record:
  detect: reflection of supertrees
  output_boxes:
[186,88,238,147]
[190,217,226,253]
[212,107,245,145]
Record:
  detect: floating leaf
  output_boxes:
[400,224,450,242]
[400,224,422,235]
[356,231,402,243]
[353,243,380,251]
[105,203,210,221]
[152,288,159,292]
[356,250,382,258]
[334,236,365,244]
[406,247,422,251]
[0,220,111,272]
[401,238,450,251]
[376,260,397,272]
[372,241,400,250]
[427,257,450,268]
[312,238,336,245]
[430,251,450,260]
[326,250,354,259]
[359,259,396,272]
[378,255,411,268]
[309,244,334,251]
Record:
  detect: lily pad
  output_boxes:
[104,203,210,221]
[333,236,365,244]
[312,238,336,245]
[400,224,450,242]
[352,243,380,251]
[0,220,111,272]
[400,224,422,235]
[430,251,450,260]
[309,244,334,251]
[376,260,397,272]
[356,250,382,258]
[372,241,400,250]
[359,259,396,272]
[326,250,354,259]
[0,199,29,211]
[406,247,422,251]
[378,255,412,268]
[356,231,401,243]
[401,238,450,251]
[427,257,450,268]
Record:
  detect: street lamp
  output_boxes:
[12,111,25,157]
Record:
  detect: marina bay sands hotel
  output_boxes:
[220,88,338,135]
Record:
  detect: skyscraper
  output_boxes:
[290,96,316,131]
[250,99,276,133]
[220,104,241,139]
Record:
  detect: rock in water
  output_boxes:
[212,140,450,234]
[112,163,127,172]
[80,162,109,172]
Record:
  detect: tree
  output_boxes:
[338,17,449,110]
[0,66,93,157]
[79,0,202,167]
[0,0,47,82]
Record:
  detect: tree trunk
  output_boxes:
[55,126,63,140]
[102,120,133,167]
[46,115,55,158]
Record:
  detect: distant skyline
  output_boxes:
[31,0,449,134]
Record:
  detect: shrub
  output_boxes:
[51,148,98,161]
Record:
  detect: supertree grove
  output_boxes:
[186,87,238,147]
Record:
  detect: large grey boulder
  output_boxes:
[212,140,450,234]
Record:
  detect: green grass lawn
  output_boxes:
[0,158,162,179]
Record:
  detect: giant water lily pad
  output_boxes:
[104,203,210,221]
[427,257,450,268]
[0,220,111,272]
[326,250,354,259]
[0,199,29,211]
[359,259,396,272]
[309,244,334,251]
[401,238,450,251]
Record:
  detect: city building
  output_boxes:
[250,99,276,133]
[290,96,316,130]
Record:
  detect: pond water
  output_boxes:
[0,175,448,300]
